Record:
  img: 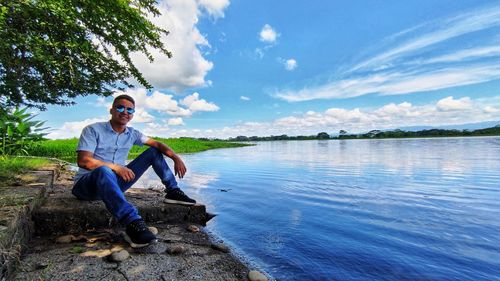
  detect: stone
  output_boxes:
[34,262,49,270]
[109,249,129,262]
[206,212,217,222]
[55,235,74,244]
[133,242,166,254]
[148,226,158,235]
[166,245,185,255]
[186,225,200,233]
[211,243,230,253]
[248,270,268,281]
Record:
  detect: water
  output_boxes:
[137,137,500,280]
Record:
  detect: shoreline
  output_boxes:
[0,164,269,280]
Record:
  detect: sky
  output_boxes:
[39,0,500,139]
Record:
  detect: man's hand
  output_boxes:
[173,157,187,179]
[115,166,135,182]
[145,138,188,179]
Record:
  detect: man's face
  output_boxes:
[110,99,135,126]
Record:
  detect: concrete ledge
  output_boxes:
[6,167,259,281]
[0,170,54,281]
[33,186,212,236]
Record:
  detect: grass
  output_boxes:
[0,156,53,187]
[70,246,86,254]
[27,137,251,163]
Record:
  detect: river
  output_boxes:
[136,137,500,280]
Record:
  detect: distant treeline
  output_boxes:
[222,125,500,141]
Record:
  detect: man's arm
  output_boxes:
[77,151,136,182]
[144,139,187,178]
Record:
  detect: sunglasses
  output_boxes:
[115,105,135,114]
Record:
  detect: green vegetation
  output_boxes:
[1,0,170,109]
[229,125,500,141]
[337,125,500,139]
[0,107,47,156]
[0,156,52,186]
[70,246,85,254]
[28,137,250,163]
[229,132,332,141]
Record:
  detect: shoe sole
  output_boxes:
[122,232,158,249]
[163,198,196,206]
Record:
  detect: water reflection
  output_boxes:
[137,137,500,281]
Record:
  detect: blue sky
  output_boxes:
[39,0,500,139]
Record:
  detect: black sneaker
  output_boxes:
[164,188,196,205]
[124,219,157,248]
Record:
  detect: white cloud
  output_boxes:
[436,96,472,111]
[274,4,500,102]
[167,117,185,126]
[197,0,230,18]
[46,117,106,139]
[240,96,250,101]
[113,88,219,117]
[130,109,155,123]
[181,92,220,112]
[259,24,278,43]
[135,96,500,139]
[130,0,230,92]
[350,5,500,72]
[483,105,498,113]
[284,59,297,71]
[275,63,500,102]
[418,45,500,64]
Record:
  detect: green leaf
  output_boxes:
[0,0,171,109]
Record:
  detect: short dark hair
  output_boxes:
[113,94,135,106]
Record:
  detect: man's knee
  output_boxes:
[144,147,162,158]
[93,165,115,176]
[92,166,118,184]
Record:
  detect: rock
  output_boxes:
[205,212,217,222]
[148,226,158,235]
[186,225,200,233]
[211,243,230,253]
[109,250,129,262]
[34,262,49,270]
[166,245,185,255]
[248,270,268,281]
[55,235,74,244]
[133,242,166,254]
[71,235,88,242]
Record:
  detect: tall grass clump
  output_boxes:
[28,138,79,162]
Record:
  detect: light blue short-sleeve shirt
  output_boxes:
[74,121,150,182]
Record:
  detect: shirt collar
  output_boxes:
[106,121,130,134]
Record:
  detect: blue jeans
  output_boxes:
[72,147,178,225]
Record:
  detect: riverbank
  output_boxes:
[0,164,269,280]
[28,137,252,162]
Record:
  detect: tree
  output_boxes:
[316,132,330,139]
[0,0,171,109]
[338,129,347,138]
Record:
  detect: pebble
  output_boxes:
[248,270,268,281]
[211,243,230,253]
[34,262,49,270]
[166,245,185,255]
[148,226,158,235]
[186,225,200,233]
[110,250,130,262]
[55,234,74,244]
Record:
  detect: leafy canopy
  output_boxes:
[0,0,171,109]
